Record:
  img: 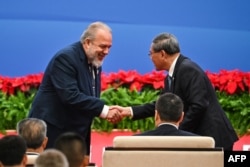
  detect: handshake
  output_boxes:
[105,106,132,124]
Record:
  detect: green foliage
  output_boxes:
[217,91,250,136]
[92,87,160,132]
[0,87,250,135]
[0,90,35,133]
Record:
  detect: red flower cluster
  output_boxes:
[0,73,43,95]
[206,69,250,94]
[0,70,249,95]
[101,70,165,91]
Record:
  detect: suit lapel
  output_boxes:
[77,42,96,96]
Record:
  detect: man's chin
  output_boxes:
[92,61,103,68]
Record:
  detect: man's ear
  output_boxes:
[177,111,184,124]
[84,155,90,167]
[84,38,92,46]
[154,110,158,120]
[154,110,161,125]
[160,50,165,56]
[42,137,48,149]
[22,154,28,166]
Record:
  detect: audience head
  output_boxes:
[16,118,48,153]
[155,93,184,126]
[0,135,27,167]
[34,149,69,167]
[54,132,87,167]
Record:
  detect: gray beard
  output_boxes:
[91,59,103,68]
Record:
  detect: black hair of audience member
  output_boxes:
[54,132,87,167]
[0,135,27,166]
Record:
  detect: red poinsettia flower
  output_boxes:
[243,72,250,93]
[140,70,165,89]
[218,69,245,94]
[1,69,249,95]
[206,71,220,89]
[130,81,143,92]
[117,70,141,83]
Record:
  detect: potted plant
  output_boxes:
[0,70,249,136]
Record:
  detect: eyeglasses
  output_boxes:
[148,51,160,57]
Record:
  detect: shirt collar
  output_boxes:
[26,151,40,155]
[168,54,180,77]
[158,122,178,129]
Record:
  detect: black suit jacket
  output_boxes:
[132,54,238,149]
[28,41,105,153]
[134,124,198,136]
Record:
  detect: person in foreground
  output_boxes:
[0,135,27,167]
[54,132,87,167]
[28,21,121,164]
[34,149,69,167]
[114,32,238,150]
[16,118,48,155]
[135,93,198,136]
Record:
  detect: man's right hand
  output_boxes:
[110,105,132,118]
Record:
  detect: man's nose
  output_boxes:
[103,47,110,55]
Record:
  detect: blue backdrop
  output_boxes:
[1,0,249,77]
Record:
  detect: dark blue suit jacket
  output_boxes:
[28,41,105,154]
[132,54,238,150]
[134,124,198,136]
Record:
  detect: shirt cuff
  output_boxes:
[99,105,109,118]
[129,107,133,118]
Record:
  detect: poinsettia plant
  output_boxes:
[1,69,249,94]
[206,69,250,94]
[0,69,250,134]
[0,73,43,95]
[101,70,165,91]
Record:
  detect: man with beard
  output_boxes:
[28,21,121,165]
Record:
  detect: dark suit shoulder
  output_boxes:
[177,55,204,74]
[135,124,199,136]
[56,41,83,56]
[52,41,86,64]
[178,129,199,136]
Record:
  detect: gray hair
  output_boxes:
[80,21,112,43]
[152,33,180,55]
[34,149,69,167]
[16,118,47,149]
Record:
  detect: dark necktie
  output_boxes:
[89,64,96,97]
[167,75,172,90]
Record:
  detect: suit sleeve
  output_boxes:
[132,101,155,120]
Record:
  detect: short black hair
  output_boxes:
[0,135,26,166]
[54,132,86,167]
[155,92,183,122]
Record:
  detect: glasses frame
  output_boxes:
[148,50,161,57]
